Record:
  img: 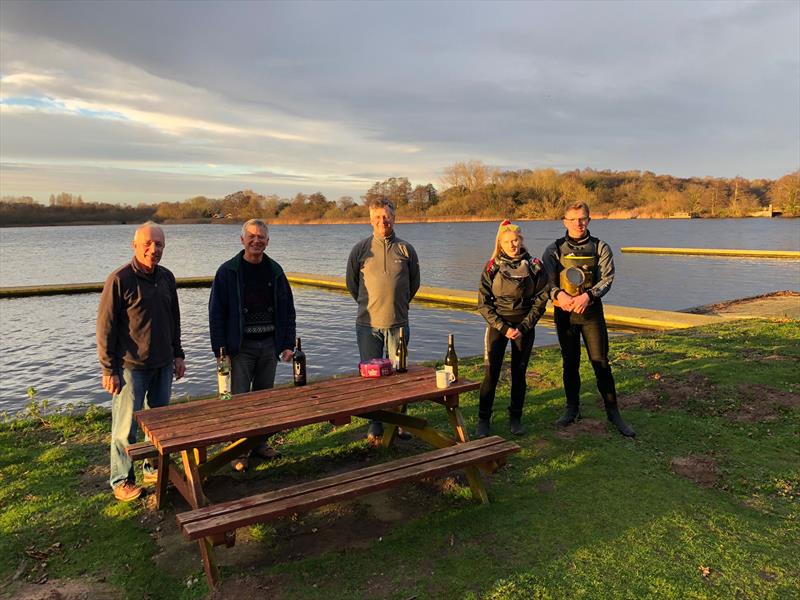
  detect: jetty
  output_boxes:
[0,272,729,331]
[620,247,800,259]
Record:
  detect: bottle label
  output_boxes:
[218,372,231,401]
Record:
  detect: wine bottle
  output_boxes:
[217,347,232,400]
[293,337,307,386]
[396,328,408,373]
[444,334,458,381]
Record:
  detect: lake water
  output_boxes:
[0,219,797,414]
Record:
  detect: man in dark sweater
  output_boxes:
[97,222,185,502]
[542,202,635,437]
[209,219,296,470]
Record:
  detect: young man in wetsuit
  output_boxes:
[543,202,635,437]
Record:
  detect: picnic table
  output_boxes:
[133,366,519,587]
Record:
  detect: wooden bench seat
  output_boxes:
[177,436,519,541]
[125,441,159,461]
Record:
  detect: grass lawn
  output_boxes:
[1,319,798,599]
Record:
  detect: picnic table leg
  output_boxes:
[380,405,406,448]
[445,397,489,504]
[181,449,220,588]
[155,452,169,510]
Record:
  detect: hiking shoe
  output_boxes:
[231,457,249,472]
[474,418,490,438]
[367,422,384,444]
[509,416,525,436]
[556,405,581,427]
[113,481,142,502]
[396,428,412,441]
[142,470,158,485]
[251,444,281,460]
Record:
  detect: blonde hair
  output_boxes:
[490,219,523,261]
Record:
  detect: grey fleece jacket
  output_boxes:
[346,233,420,328]
[96,259,184,376]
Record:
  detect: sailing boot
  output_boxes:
[605,402,636,437]
[475,418,491,438]
[509,415,525,436]
[555,403,581,427]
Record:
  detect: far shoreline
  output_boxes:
[1,213,795,228]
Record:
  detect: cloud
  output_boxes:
[0,0,797,204]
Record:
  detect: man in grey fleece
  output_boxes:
[97,222,185,502]
[346,197,420,442]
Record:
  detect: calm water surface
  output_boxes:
[0,219,797,413]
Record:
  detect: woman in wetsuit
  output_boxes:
[475,220,549,437]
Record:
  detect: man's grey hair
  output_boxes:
[241,218,269,238]
[367,197,396,214]
[564,201,590,217]
[134,221,163,238]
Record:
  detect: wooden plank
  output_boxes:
[142,367,431,424]
[150,380,479,453]
[181,438,519,539]
[138,368,477,439]
[178,437,516,529]
[141,381,476,450]
[125,441,158,460]
[141,374,466,439]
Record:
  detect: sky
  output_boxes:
[1,0,798,206]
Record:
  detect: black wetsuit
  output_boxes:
[476,250,549,421]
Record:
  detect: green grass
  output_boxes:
[1,319,798,599]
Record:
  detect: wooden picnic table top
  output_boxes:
[136,366,479,455]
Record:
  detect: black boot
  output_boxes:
[475,418,491,438]
[509,416,525,436]
[605,403,635,437]
[555,403,581,427]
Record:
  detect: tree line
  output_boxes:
[2,165,798,226]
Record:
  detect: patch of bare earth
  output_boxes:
[6,579,119,600]
[555,419,611,439]
[625,376,799,422]
[145,452,461,586]
[207,573,292,600]
[670,455,720,487]
[625,373,715,411]
[526,369,558,390]
[729,383,800,422]
[76,464,109,496]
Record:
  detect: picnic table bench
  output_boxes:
[133,366,520,588]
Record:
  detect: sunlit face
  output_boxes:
[132,226,165,272]
[241,224,268,261]
[370,207,395,239]
[499,230,523,257]
[563,208,590,239]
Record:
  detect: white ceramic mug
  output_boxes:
[436,368,456,389]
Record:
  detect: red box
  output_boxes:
[359,358,393,378]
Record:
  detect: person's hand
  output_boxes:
[174,357,186,380]
[102,374,121,395]
[572,292,592,314]
[556,291,575,311]
[505,327,521,340]
[280,349,294,362]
